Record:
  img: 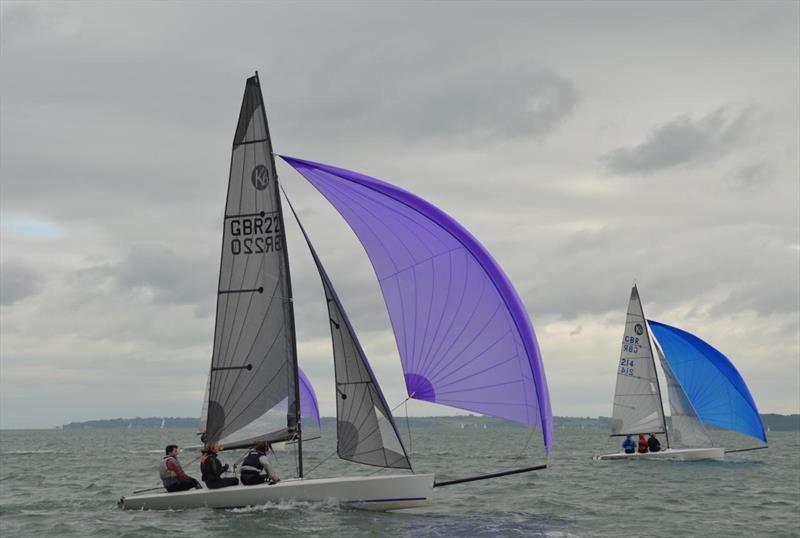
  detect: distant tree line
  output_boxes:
[63,417,199,429]
[62,414,799,431]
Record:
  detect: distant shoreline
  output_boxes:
[1,413,797,432]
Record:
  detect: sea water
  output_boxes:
[0,425,797,537]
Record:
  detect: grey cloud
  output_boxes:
[0,261,43,305]
[604,106,757,175]
[106,243,216,313]
[729,161,774,191]
[294,65,581,145]
[516,217,799,321]
[712,279,800,318]
[391,67,581,142]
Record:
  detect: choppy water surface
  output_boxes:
[1,426,797,537]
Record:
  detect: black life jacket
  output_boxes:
[200,453,223,482]
[241,449,266,474]
[648,437,662,452]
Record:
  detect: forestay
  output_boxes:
[652,335,713,448]
[287,199,411,469]
[648,320,767,443]
[281,156,552,454]
[202,75,299,449]
[611,286,666,436]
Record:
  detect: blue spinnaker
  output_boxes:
[648,320,767,443]
[282,156,553,454]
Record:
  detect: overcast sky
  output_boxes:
[1,1,798,429]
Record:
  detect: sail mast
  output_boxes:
[253,71,303,477]
[638,285,670,448]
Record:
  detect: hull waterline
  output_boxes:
[120,473,434,511]
[593,447,725,461]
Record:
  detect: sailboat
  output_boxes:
[119,73,552,510]
[595,285,767,461]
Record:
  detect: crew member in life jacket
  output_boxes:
[647,433,662,453]
[621,435,636,454]
[200,443,239,489]
[637,433,649,454]
[160,444,201,492]
[240,441,280,486]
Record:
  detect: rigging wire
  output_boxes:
[389,394,415,462]
[405,398,413,457]
[509,428,536,467]
[304,448,339,478]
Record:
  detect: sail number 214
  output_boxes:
[618,358,635,376]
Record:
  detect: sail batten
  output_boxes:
[281,155,552,454]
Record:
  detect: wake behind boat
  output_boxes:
[594,285,767,462]
[119,74,552,511]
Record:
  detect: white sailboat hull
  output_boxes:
[120,473,434,511]
[593,447,725,461]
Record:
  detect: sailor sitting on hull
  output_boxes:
[240,441,281,486]
[621,435,636,454]
[637,434,649,454]
[647,434,661,453]
[200,443,239,489]
[160,444,202,492]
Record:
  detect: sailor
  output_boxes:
[637,433,649,454]
[647,433,662,453]
[621,435,636,454]
[240,441,281,486]
[160,444,202,492]
[200,443,239,489]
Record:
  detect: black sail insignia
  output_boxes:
[285,199,412,470]
[202,75,299,452]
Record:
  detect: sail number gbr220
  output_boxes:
[229,216,283,255]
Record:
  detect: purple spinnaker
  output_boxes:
[298,368,321,427]
[282,156,553,454]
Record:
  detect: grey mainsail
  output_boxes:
[611,285,666,436]
[652,333,713,448]
[285,198,412,470]
[202,75,299,450]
